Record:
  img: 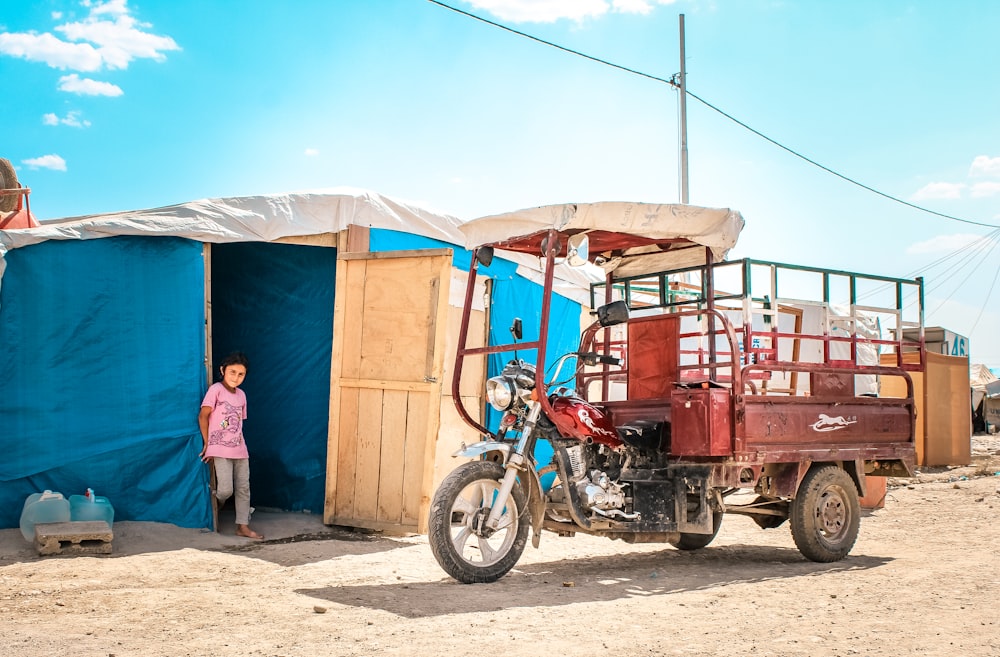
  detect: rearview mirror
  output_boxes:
[510,318,523,341]
[565,234,589,267]
[596,300,629,327]
[476,246,494,267]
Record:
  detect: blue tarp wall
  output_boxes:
[0,229,583,530]
[0,237,212,530]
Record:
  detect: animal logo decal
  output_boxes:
[577,407,617,438]
[810,414,858,432]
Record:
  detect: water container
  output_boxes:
[20,490,71,541]
[69,489,115,526]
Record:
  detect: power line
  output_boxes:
[906,229,1000,279]
[927,236,1000,315]
[683,91,1000,229]
[428,0,1000,229]
[969,257,1000,334]
[427,0,675,86]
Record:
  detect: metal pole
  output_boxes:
[678,14,689,204]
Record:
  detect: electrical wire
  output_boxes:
[683,91,999,229]
[924,241,999,300]
[427,0,675,86]
[969,258,1000,335]
[927,237,1000,315]
[427,0,1000,229]
[855,228,999,306]
[905,229,1000,279]
[850,228,998,328]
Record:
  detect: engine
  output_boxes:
[553,441,663,522]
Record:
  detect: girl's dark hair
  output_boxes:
[219,351,249,372]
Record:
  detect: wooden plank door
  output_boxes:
[325,249,452,533]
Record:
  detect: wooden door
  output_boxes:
[325,249,452,533]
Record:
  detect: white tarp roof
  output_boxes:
[0,188,600,304]
[459,201,745,277]
[0,188,466,254]
[971,363,1000,408]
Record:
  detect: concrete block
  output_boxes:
[34,520,114,556]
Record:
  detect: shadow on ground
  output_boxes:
[0,508,410,566]
[296,544,893,617]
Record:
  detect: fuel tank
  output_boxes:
[548,395,623,448]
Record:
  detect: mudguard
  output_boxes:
[452,440,511,460]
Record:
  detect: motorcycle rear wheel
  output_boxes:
[428,460,530,584]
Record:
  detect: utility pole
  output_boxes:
[678,14,689,204]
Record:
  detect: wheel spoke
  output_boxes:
[451,525,474,554]
[477,481,496,506]
[492,506,515,530]
[452,494,479,517]
[477,535,500,563]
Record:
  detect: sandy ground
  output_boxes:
[2,438,999,657]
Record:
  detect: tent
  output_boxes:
[971,363,1000,432]
[0,190,586,531]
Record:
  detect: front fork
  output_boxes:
[484,400,542,531]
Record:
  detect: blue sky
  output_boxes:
[2,0,999,365]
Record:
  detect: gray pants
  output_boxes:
[213,457,252,525]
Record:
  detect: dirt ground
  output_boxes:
[2,438,998,657]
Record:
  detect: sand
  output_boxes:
[2,437,998,657]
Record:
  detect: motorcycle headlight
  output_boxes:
[486,376,516,411]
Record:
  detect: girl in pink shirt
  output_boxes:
[199,352,263,540]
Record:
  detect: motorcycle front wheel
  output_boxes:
[428,460,530,584]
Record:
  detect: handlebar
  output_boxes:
[547,351,621,387]
[578,351,621,367]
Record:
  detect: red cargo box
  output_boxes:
[670,388,732,456]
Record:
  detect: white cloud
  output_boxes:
[304,148,320,156]
[971,181,1000,198]
[23,154,67,171]
[912,155,1000,201]
[56,3,180,70]
[906,232,995,255]
[970,155,1000,179]
[58,73,123,96]
[43,109,91,127]
[612,0,676,15]
[465,0,607,22]
[89,0,129,18]
[0,31,103,71]
[463,0,675,23]
[911,182,965,200]
[0,0,178,72]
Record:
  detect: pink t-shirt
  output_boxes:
[201,382,249,459]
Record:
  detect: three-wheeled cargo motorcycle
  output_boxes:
[429,202,922,583]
